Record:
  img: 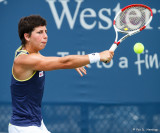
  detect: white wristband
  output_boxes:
[88,53,100,64]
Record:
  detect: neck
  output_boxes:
[22,43,39,54]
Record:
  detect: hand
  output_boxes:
[99,50,114,63]
[75,65,88,77]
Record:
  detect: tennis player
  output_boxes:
[9,15,114,133]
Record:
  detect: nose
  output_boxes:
[43,32,48,39]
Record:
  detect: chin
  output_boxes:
[40,44,46,49]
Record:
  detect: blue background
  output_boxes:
[1,0,159,103]
[0,0,160,132]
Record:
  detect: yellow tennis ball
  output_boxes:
[133,42,144,54]
[124,28,128,31]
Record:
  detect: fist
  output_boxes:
[99,50,114,63]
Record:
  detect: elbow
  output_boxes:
[59,57,74,69]
[60,62,74,69]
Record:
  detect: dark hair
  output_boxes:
[18,15,47,46]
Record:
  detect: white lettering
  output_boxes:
[113,3,121,15]
[102,60,113,68]
[56,50,159,76]
[98,8,112,30]
[119,57,128,68]
[134,54,145,75]
[97,61,102,68]
[145,50,149,69]
[46,1,159,30]
[149,54,159,69]
[80,8,97,30]
[57,52,69,57]
[134,50,160,75]
[144,9,153,29]
[158,9,160,29]
[96,60,113,68]
[46,0,83,29]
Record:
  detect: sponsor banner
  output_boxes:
[0,0,160,103]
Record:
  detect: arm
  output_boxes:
[14,50,114,71]
[14,54,89,71]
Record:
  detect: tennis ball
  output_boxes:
[133,42,144,54]
[124,28,128,31]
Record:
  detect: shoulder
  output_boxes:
[14,53,43,66]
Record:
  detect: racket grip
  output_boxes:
[104,43,118,63]
[109,43,118,52]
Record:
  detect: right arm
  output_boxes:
[14,50,114,71]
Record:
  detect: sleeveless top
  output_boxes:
[10,46,45,126]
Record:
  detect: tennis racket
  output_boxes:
[106,4,153,62]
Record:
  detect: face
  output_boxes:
[26,26,48,52]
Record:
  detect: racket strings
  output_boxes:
[115,6,151,32]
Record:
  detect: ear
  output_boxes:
[24,33,30,42]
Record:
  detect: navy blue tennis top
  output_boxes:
[10,46,45,126]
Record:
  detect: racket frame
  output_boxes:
[109,4,153,52]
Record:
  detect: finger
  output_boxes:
[108,59,111,62]
[109,51,114,56]
[80,68,87,75]
[85,65,89,68]
[80,66,86,72]
[111,51,114,56]
[82,67,86,72]
[76,69,83,77]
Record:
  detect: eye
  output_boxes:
[37,31,43,34]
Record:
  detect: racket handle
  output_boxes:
[104,43,118,63]
[109,43,118,52]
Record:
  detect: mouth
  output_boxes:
[41,42,47,44]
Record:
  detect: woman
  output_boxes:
[9,15,114,133]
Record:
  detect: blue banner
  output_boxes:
[0,0,160,103]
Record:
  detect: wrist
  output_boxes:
[88,53,100,64]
